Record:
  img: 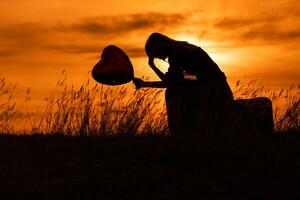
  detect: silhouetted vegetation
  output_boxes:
[29,73,167,136]
[1,73,299,135]
[0,77,22,133]
[0,74,299,198]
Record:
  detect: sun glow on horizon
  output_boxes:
[173,34,233,66]
[0,0,298,120]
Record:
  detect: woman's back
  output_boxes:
[168,42,225,83]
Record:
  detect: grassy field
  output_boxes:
[1,73,299,134]
[0,75,299,198]
[0,133,300,199]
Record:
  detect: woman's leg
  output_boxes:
[165,87,192,137]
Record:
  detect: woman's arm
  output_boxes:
[133,78,167,89]
[133,77,205,89]
[148,57,167,81]
[143,81,167,88]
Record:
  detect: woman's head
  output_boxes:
[145,33,175,59]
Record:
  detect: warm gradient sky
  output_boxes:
[0,0,299,108]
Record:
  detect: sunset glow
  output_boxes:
[0,0,299,113]
[177,35,233,66]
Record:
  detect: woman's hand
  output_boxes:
[133,78,145,89]
[147,57,167,81]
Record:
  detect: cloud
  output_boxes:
[211,13,300,46]
[0,23,53,57]
[41,43,145,57]
[72,13,185,35]
[240,29,300,43]
[1,9,298,58]
[0,50,17,57]
[0,23,49,43]
[119,46,146,57]
[214,16,280,30]
[0,12,186,58]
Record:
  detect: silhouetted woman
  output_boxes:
[133,33,234,137]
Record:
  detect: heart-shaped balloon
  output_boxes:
[92,45,134,85]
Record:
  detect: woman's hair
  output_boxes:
[145,33,193,58]
[145,33,176,57]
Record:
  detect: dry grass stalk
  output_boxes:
[0,74,299,135]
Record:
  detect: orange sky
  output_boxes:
[0,0,299,110]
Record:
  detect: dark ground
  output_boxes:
[0,132,299,199]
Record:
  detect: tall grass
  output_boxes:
[0,73,299,135]
[233,80,300,132]
[0,77,21,133]
[29,72,167,136]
